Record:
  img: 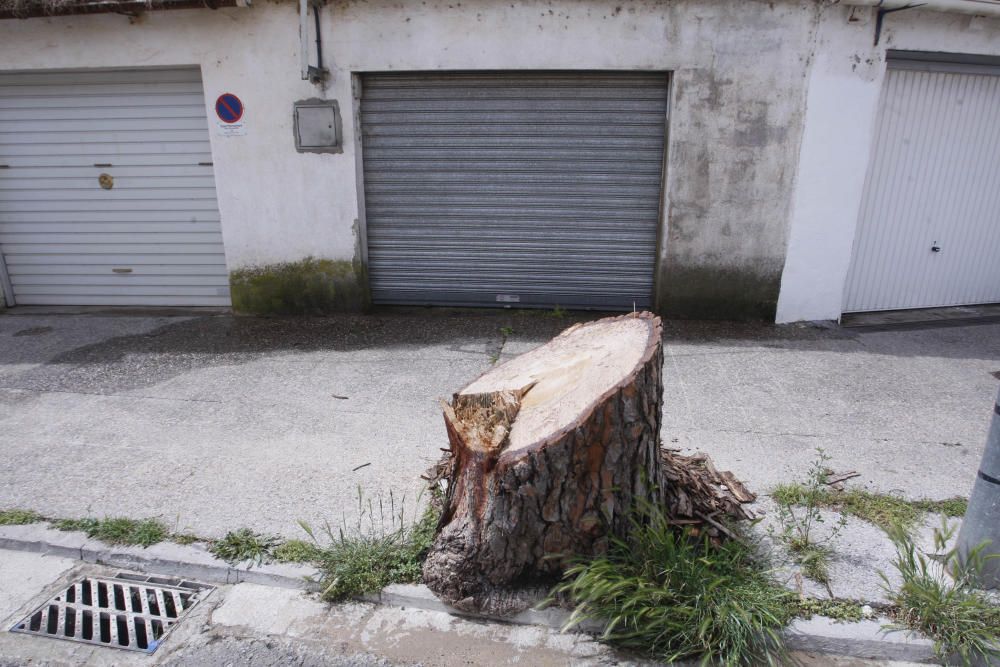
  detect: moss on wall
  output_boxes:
[655,264,780,321]
[229,257,369,315]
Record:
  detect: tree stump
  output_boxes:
[422,312,666,614]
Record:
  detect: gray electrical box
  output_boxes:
[293,99,341,153]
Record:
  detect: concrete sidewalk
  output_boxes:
[0,309,998,541]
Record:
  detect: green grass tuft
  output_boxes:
[912,497,968,518]
[54,517,101,533]
[210,528,281,565]
[55,516,167,547]
[793,597,865,623]
[882,521,1000,664]
[171,533,200,546]
[551,500,792,666]
[547,305,568,318]
[785,536,834,586]
[0,509,43,526]
[772,484,967,533]
[770,450,846,590]
[273,539,322,563]
[309,489,440,601]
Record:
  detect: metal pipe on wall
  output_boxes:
[836,0,1000,18]
[299,0,310,80]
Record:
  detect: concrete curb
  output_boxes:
[0,523,318,591]
[363,583,938,663]
[0,526,939,663]
[786,617,936,663]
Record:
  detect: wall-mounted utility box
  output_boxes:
[293,99,341,153]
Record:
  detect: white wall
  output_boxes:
[0,0,818,318]
[776,4,1000,323]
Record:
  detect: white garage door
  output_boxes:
[0,68,230,307]
[843,55,1000,313]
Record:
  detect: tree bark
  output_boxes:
[422,312,666,615]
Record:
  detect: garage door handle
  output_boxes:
[112,268,133,274]
[931,245,941,252]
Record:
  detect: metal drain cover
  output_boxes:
[10,574,212,653]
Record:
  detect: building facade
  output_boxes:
[0,0,998,321]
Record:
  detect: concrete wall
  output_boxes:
[0,0,820,317]
[331,0,820,319]
[775,4,1000,323]
[2,0,998,319]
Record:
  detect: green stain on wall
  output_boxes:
[656,264,780,321]
[229,257,369,315]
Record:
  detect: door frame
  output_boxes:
[0,248,14,307]
[351,69,672,311]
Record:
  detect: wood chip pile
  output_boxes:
[660,448,756,540]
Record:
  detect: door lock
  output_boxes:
[931,244,941,253]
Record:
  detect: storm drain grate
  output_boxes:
[10,574,213,653]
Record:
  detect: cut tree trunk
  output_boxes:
[422,312,666,615]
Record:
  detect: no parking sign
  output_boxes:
[214,92,246,137]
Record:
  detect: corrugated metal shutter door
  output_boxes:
[843,60,1000,313]
[360,72,668,310]
[0,68,230,307]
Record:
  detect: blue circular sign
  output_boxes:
[215,93,244,124]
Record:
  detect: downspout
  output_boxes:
[835,0,1000,45]
[299,0,309,81]
[835,0,1000,17]
[299,0,329,84]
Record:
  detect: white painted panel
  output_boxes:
[15,275,229,286]
[7,211,220,223]
[6,254,227,265]
[0,67,230,307]
[9,264,228,276]
[844,65,1000,313]
[1,143,212,157]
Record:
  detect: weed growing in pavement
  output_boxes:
[54,517,101,533]
[55,516,167,547]
[490,326,516,365]
[547,305,567,318]
[773,484,967,534]
[792,597,866,623]
[306,488,440,601]
[273,539,323,563]
[171,533,200,546]
[0,509,43,525]
[549,499,792,667]
[881,520,1000,665]
[771,449,847,590]
[210,528,282,565]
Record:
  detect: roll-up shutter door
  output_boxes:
[843,56,1000,313]
[0,67,230,307]
[360,72,668,310]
